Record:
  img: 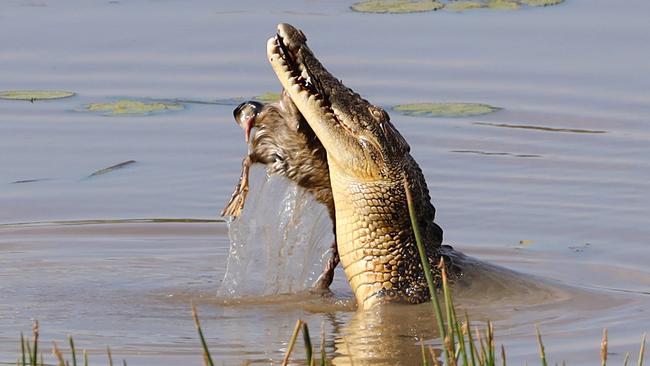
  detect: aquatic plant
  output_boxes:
[17,322,126,366]
[254,92,282,103]
[0,90,75,101]
[192,305,215,366]
[83,99,183,116]
[351,0,444,13]
[445,1,485,11]
[350,0,565,13]
[393,102,500,118]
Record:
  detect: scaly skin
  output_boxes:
[267,23,458,309]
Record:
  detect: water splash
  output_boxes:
[217,165,334,299]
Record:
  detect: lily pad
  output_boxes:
[254,92,281,103]
[351,0,444,13]
[0,90,75,101]
[351,0,564,13]
[445,1,485,11]
[393,102,501,118]
[520,0,564,6]
[486,0,520,9]
[84,100,183,116]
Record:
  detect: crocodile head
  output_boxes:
[267,23,411,182]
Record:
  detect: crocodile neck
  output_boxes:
[330,155,443,309]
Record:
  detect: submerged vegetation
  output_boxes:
[350,0,565,13]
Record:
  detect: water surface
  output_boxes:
[1,0,649,364]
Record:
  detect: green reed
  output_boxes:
[17,324,123,366]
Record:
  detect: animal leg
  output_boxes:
[221,155,252,217]
[313,240,340,290]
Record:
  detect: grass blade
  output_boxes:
[404,178,449,364]
[31,321,38,366]
[535,325,548,366]
[69,336,77,366]
[430,345,441,366]
[444,335,457,366]
[191,304,215,366]
[465,314,478,366]
[282,319,303,366]
[487,321,495,365]
[601,329,608,366]
[421,339,429,366]
[107,346,114,366]
[20,333,26,366]
[476,327,487,364]
[53,342,65,366]
[320,321,327,366]
[455,319,469,366]
[442,257,468,366]
[302,322,313,366]
[501,344,507,366]
[25,340,32,366]
[440,259,456,349]
[624,352,630,366]
[638,333,646,366]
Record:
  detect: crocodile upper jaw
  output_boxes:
[267,24,410,181]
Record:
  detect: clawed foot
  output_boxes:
[221,156,252,217]
[312,241,340,290]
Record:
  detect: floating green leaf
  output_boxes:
[351,0,444,13]
[84,100,183,115]
[393,102,500,118]
[520,0,564,6]
[351,0,564,13]
[0,90,75,101]
[445,1,485,11]
[254,92,281,103]
[486,0,519,9]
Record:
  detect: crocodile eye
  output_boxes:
[369,106,387,121]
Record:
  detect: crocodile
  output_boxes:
[267,23,461,309]
[221,90,340,289]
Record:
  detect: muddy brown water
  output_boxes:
[1,1,649,365]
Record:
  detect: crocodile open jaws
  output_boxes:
[267,23,462,310]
